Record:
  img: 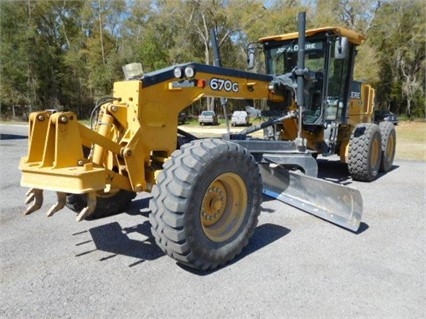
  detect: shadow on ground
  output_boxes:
[74,220,164,267]
[77,157,382,270]
[178,223,291,276]
[317,157,400,184]
[81,191,291,271]
[74,195,163,267]
[0,133,27,140]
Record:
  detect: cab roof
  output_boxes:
[258,26,365,46]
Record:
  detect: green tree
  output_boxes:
[2,0,422,120]
[369,0,425,118]
[0,1,31,115]
[1,0,94,117]
[79,0,126,99]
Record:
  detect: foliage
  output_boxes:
[0,0,424,120]
[368,0,425,118]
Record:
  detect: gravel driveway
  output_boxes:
[1,133,425,318]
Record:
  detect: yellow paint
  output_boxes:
[20,27,375,200]
[259,26,365,45]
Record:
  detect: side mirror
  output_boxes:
[335,37,349,60]
[247,43,256,70]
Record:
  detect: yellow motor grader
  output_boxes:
[20,13,395,270]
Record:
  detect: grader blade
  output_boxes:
[259,164,363,232]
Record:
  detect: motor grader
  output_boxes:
[20,13,395,270]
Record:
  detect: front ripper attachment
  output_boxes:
[259,164,363,232]
[23,188,97,222]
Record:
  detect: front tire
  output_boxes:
[149,139,262,270]
[348,123,382,182]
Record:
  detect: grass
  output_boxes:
[394,121,426,161]
[181,120,426,162]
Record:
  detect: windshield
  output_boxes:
[266,41,325,75]
[264,37,354,124]
[202,111,214,116]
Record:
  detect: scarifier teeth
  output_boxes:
[46,192,66,217]
[76,192,97,222]
[24,188,43,215]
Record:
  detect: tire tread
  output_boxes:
[149,139,261,270]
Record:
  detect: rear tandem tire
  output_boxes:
[149,139,262,270]
[378,121,396,172]
[66,189,136,220]
[348,123,382,182]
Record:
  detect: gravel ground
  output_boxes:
[1,133,425,318]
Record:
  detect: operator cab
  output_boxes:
[259,27,365,126]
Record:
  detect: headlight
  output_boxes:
[184,66,195,78]
[122,63,143,80]
[173,67,183,79]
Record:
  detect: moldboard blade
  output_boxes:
[259,164,363,232]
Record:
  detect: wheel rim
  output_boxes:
[385,134,395,160]
[370,136,381,168]
[200,172,248,242]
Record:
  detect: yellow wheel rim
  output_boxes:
[370,137,381,168]
[200,172,248,242]
[385,134,395,160]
